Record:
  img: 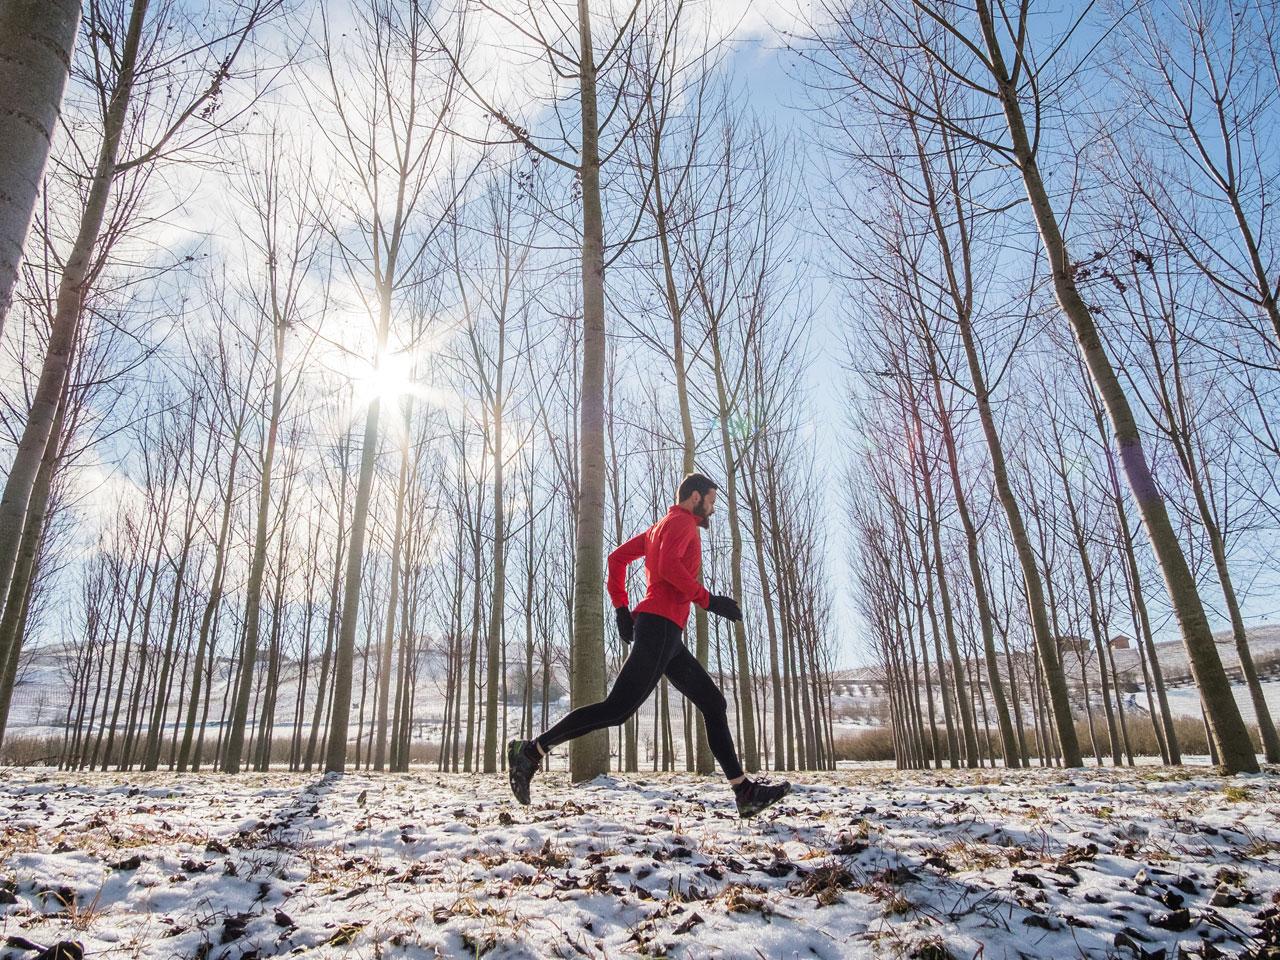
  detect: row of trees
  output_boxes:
[828,0,1279,774]
[0,0,838,776]
[2,0,1275,779]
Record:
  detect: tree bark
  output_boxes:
[568,0,609,781]
[908,397,978,767]
[177,425,242,770]
[928,376,1021,768]
[375,410,409,771]
[0,0,80,332]
[223,311,286,772]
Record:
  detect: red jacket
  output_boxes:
[607,505,710,629]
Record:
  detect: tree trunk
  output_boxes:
[0,388,68,747]
[223,315,286,772]
[928,377,1020,768]
[177,428,242,771]
[1063,480,1122,766]
[568,0,609,782]
[0,0,80,332]
[939,311,1078,766]
[909,403,978,767]
[141,518,195,770]
[709,342,758,772]
[325,391,382,772]
[743,468,786,773]
[483,391,506,772]
[306,437,349,772]
[1097,417,1181,765]
[374,413,409,771]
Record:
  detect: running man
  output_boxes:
[506,473,792,818]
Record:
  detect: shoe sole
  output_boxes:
[506,740,531,806]
[739,783,792,819]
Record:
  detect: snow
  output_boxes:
[1114,628,1280,682]
[1,765,1277,959]
[1158,681,1280,727]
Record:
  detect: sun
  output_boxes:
[352,348,419,410]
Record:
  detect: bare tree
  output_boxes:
[0,0,279,714]
[443,0,682,780]
[810,0,1258,772]
[314,0,466,773]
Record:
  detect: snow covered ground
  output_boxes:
[1159,682,1280,730]
[1,766,1277,959]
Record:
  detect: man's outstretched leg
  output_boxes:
[664,645,792,818]
[507,615,678,804]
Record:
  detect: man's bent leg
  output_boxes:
[664,644,745,781]
[537,621,672,751]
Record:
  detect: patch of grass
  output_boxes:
[1216,866,1247,887]
[1242,833,1280,858]
[717,882,771,916]
[883,892,914,915]
[940,838,1011,871]
[910,937,958,960]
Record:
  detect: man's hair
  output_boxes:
[677,472,718,502]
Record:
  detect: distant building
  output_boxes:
[1058,635,1090,657]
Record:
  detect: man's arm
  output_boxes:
[653,521,711,609]
[606,531,647,609]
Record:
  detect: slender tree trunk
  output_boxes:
[652,159,712,775]
[223,320,286,772]
[374,415,409,771]
[1106,638,1135,765]
[119,527,168,769]
[463,509,482,772]
[710,356,758,771]
[483,399,505,772]
[305,442,347,772]
[253,485,290,771]
[1191,485,1280,763]
[0,390,67,747]
[178,431,241,770]
[568,0,609,781]
[1074,514,1122,766]
[744,469,785,772]
[928,378,1020,767]
[913,494,958,768]
[0,0,80,332]
[1099,423,1180,765]
[910,407,977,767]
[142,524,194,770]
[326,380,384,772]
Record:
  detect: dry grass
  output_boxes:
[832,714,1260,763]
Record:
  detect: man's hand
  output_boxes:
[707,595,742,622]
[615,606,635,643]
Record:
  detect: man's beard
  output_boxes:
[694,502,711,528]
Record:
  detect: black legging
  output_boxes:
[536,612,744,780]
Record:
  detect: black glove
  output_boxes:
[615,606,634,643]
[707,595,742,622]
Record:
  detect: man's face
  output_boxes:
[692,489,717,524]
